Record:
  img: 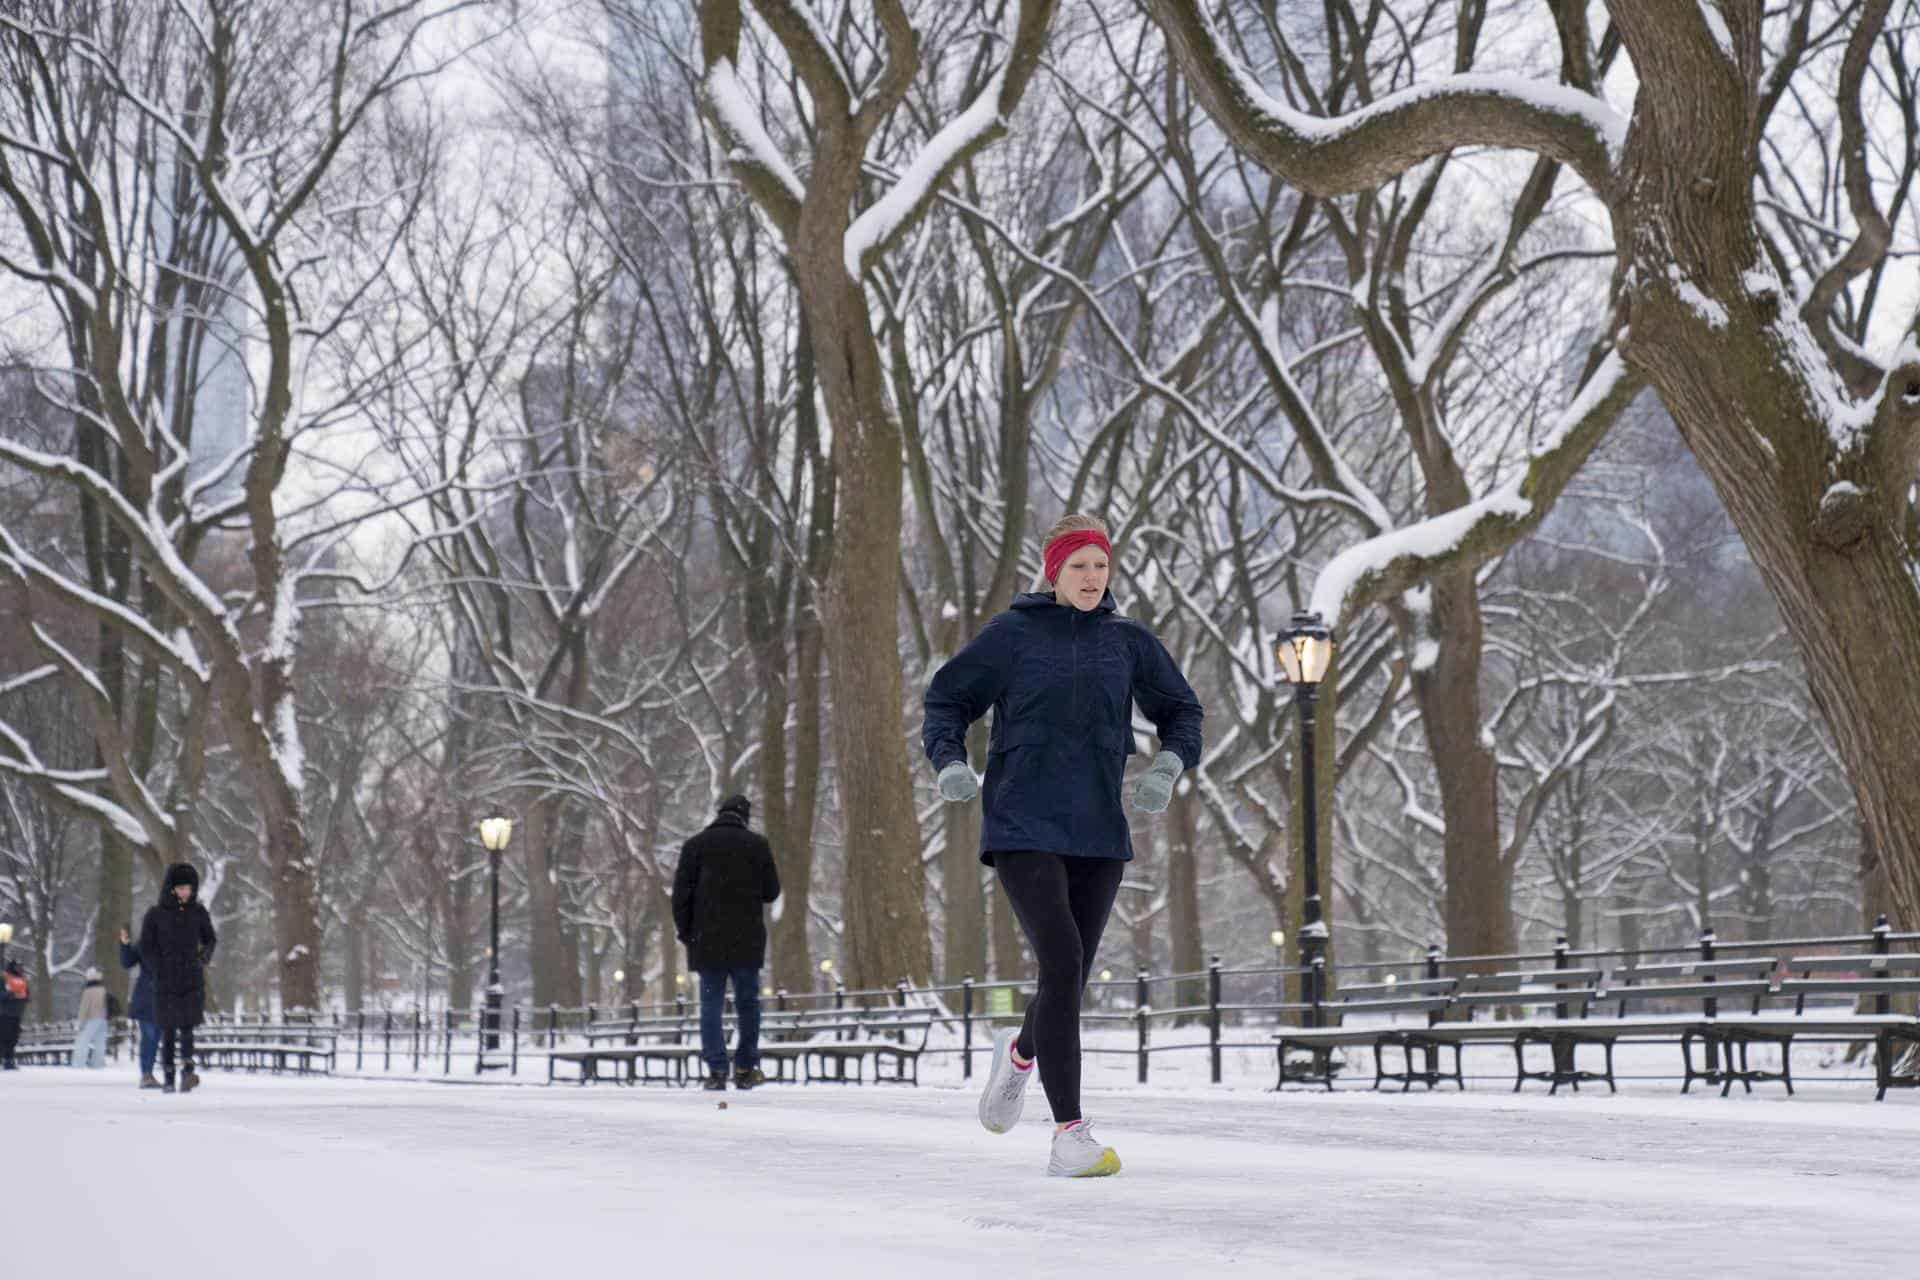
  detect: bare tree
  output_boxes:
[1146,1,1920,931]
[684,0,1066,985]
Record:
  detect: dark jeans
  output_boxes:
[137,1019,159,1077]
[697,968,762,1075]
[0,1018,19,1066]
[995,852,1127,1124]
[160,1025,196,1078]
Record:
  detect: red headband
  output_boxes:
[1043,530,1112,583]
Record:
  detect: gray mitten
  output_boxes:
[938,760,980,802]
[1131,750,1183,813]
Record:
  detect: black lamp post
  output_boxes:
[477,816,513,1064]
[1277,610,1334,1028]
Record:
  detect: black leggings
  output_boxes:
[995,852,1126,1124]
[161,1026,196,1077]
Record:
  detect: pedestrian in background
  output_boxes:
[69,968,109,1068]
[672,794,781,1091]
[0,960,27,1070]
[138,862,216,1094]
[119,925,160,1088]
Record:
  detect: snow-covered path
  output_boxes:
[15,1071,1915,1278]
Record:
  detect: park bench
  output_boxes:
[13,1020,79,1065]
[549,1010,701,1085]
[194,1021,337,1074]
[1401,967,1609,1093]
[789,1005,935,1085]
[1272,977,1458,1091]
[547,1004,938,1086]
[1691,954,1920,1098]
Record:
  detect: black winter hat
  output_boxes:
[717,794,751,820]
[161,862,201,901]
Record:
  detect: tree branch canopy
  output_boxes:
[1311,350,1645,627]
[1141,0,1623,200]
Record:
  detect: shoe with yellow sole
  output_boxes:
[1048,1119,1121,1177]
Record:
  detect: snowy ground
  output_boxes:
[14,1065,1916,1279]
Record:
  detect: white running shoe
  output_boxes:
[1048,1119,1121,1178]
[977,1027,1036,1134]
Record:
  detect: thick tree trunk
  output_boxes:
[345,918,365,1013]
[940,719,989,983]
[266,800,321,1012]
[443,857,472,1013]
[94,830,133,1004]
[653,889,680,1006]
[792,250,930,988]
[1603,4,1920,932]
[769,610,824,996]
[1411,561,1514,960]
[521,792,576,1007]
[1167,786,1204,1017]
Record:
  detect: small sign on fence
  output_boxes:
[988,985,1014,1016]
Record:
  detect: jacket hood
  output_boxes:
[160,862,200,904]
[1011,589,1116,614]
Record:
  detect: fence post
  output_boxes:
[1308,953,1326,1029]
[1699,929,1719,1078]
[1135,967,1150,1084]
[1207,955,1223,1085]
[510,1006,520,1076]
[628,1000,641,1046]
[961,975,974,1081]
[355,1011,364,1072]
[383,1010,393,1072]
[444,1009,453,1075]
[547,1004,559,1050]
[835,982,847,1041]
[776,988,788,1015]
[1872,913,1893,1015]
[1425,944,1443,1026]
[413,1009,422,1072]
[895,977,910,1008]
[1553,935,1570,1021]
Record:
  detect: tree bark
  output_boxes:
[521,791,576,1007]
[940,720,989,983]
[1167,785,1204,1017]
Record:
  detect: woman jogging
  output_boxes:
[923,514,1203,1177]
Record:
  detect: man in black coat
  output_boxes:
[671,795,780,1090]
[138,862,217,1094]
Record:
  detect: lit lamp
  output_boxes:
[0,921,12,968]
[477,816,513,1064]
[1276,611,1334,1028]
[1270,928,1286,1012]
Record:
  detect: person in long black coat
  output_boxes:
[138,862,216,1093]
[671,795,780,1089]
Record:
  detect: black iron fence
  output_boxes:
[16,918,1915,1085]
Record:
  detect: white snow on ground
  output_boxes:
[12,1063,1917,1280]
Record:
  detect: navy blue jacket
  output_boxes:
[118,940,156,1021]
[923,590,1203,865]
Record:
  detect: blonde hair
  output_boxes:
[1033,513,1111,590]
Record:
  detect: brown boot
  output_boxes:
[180,1069,200,1093]
[139,1073,161,1089]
